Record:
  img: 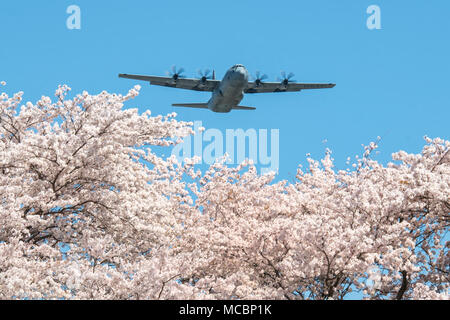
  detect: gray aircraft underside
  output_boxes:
[119,64,335,113]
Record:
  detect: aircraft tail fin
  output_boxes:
[172,104,256,111]
[232,105,256,110]
[172,103,209,109]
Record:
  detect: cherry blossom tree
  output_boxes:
[0,83,448,300]
[182,143,449,300]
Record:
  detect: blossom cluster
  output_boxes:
[0,84,448,300]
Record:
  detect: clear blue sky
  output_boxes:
[1,0,449,179]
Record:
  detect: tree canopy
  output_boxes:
[0,84,448,300]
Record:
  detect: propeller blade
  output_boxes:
[253,71,268,85]
[167,65,186,80]
[198,69,212,81]
[277,71,296,84]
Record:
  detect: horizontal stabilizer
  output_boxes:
[172,103,209,109]
[232,105,256,110]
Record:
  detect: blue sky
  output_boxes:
[1,0,449,178]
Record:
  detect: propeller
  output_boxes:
[252,71,268,87]
[197,69,212,83]
[277,71,296,86]
[166,65,185,81]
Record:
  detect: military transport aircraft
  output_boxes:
[118,64,335,113]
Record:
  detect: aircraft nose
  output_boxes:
[234,66,249,82]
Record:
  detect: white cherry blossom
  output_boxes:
[0,84,448,300]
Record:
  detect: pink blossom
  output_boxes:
[0,85,448,300]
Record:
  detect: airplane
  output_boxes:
[118,64,335,113]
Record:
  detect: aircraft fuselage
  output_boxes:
[207,64,249,113]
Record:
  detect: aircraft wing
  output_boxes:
[118,74,220,92]
[245,82,335,93]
